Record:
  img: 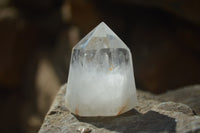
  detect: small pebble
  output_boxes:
[77,127,92,133]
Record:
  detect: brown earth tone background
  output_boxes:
[0,0,200,132]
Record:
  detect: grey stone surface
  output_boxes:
[157,85,200,115]
[39,84,200,133]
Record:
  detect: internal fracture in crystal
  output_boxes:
[65,22,137,116]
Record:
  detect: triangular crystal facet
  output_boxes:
[75,22,127,50]
[65,22,137,116]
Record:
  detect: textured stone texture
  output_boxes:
[39,84,200,133]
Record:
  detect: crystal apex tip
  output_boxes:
[100,21,106,25]
[98,22,107,27]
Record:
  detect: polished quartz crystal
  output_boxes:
[65,22,137,116]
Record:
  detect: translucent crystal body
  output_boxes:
[65,22,137,116]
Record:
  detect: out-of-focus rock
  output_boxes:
[35,59,61,116]
[116,0,200,26]
[131,13,200,93]
[69,0,101,33]
[0,0,10,7]
[0,15,37,88]
[13,0,63,12]
[39,84,200,133]
[0,1,64,132]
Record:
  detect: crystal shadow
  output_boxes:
[76,110,176,133]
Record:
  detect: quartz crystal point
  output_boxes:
[65,22,137,116]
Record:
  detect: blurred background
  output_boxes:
[0,0,200,132]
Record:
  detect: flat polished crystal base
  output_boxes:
[65,22,137,116]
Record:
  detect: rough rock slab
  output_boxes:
[39,84,200,133]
